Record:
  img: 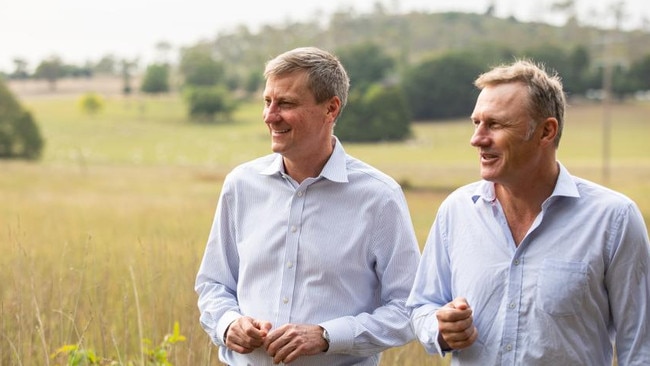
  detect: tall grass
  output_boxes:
[1,94,648,365]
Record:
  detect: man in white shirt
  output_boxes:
[408,59,650,365]
[195,46,421,366]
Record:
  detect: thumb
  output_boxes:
[451,297,471,311]
[254,320,272,335]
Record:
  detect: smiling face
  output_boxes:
[262,70,339,167]
[470,82,545,187]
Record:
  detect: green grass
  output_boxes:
[1,94,648,365]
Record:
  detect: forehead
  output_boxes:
[263,71,311,98]
[472,82,529,118]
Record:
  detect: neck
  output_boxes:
[495,161,559,246]
[283,138,335,184]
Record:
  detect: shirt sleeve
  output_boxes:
[606,202,650,364]
[194,176,242,347]
[322,187,421,356]
[407,203,454,356]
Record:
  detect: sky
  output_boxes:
[1,0,648,73]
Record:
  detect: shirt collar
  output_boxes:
[259,136,349,183]
[471,161,580,204]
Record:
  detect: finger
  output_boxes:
[228,317,269,351]
[251,319,272,338]
[445,325,479,350]
[437,307,472,323]
[265,328,291,356]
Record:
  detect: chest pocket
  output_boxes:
[535,259,589,316]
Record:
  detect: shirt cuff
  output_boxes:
[413,309,449,356]
[318,319,355,354]
[216,311,242,345]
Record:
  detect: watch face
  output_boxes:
[322,329,330,342]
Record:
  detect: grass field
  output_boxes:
[1,93,648,365]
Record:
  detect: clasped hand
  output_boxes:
[225,316,328,364]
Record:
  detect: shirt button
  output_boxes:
[506,344,512,351]
[297,191,304,197]
[282,297,289,304]
[509,302,516,309]
[287,261,293,268]
[291,226,297,232]
[513,259,520,265]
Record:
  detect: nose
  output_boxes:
[470,122,489,147]
[263,102,281,123]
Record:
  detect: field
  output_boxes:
[1,90,649,365]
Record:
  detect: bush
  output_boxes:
[183,85,237,122]
[0,79,45,159]
[141,64,170,94]
[78,92,105,115]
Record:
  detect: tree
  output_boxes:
[140,64,170,94]
[517,44,592,97]
[0,79,45,159]
[626,54,650,91]
[337,42,395,94]
[179,44,225,87]
[336,84,411,142]
[11,58,29,79]
[94,54,118,75]
[403,52,483,121]
[34,55,64,91]
[120,58,138,95]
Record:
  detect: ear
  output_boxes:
[326,96,341,120]
[539,117,559,147]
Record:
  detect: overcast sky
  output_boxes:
[1,0,648,72]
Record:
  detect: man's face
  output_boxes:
[469,82,542,187]
[262,71,336,163]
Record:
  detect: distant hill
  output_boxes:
[211,10,650,72]
[7,10,649,98]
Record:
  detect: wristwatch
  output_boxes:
[321,327,330,352]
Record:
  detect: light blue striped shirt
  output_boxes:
[408,163,650,365]
[195,137,420,366]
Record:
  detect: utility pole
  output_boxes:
[601,1,625,183]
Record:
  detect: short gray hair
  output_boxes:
[264,47,350,110]
[474,59,566,147]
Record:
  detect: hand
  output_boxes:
[225,316,273,354]
[436,297,478,351]
[264,324,328,364]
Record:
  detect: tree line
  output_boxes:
[3,10,650,159]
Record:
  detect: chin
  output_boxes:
[479,169,498,182]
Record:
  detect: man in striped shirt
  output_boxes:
[195,46,421,366]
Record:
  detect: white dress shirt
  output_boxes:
[196,137,420,366]
[408,163,650,365]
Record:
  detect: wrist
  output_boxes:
[320,327,330,352]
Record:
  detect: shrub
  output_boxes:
[78,92,105,115]
[184,85,237,122]
[0,79,45,159]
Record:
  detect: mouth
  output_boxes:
[480,151,499,163]
[272,128,291,135]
